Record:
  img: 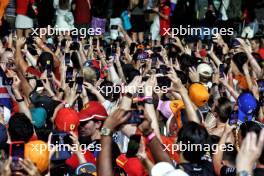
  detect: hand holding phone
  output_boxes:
[126,110,144,125]
[10,141,25,171]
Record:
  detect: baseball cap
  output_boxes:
[75,163,96,176]
[66,151,96,169]
[55,108,80,132]
[78,101,108,122]
[189,83,209,107]
[197,63,213,78]
[151,162,189,176]
[157,100,185,119]
[0,123,7,148]
[30,107,47,128]
[238,92,258,122]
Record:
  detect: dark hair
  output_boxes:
[126,135,141,158]
[240,121,262,139]
[59,0,70,10]
[177,122,209,163]
[222,143,237,166]
[232,52,248,73]
[8,113,34,142]
[214,97,233,123]
[178,54,198,75]
[37,52,54,72]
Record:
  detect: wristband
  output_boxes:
[16,97,25,102]
[147,132,156,143]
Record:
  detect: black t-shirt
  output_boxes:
[178,159,215,176]
[220,165,236,176]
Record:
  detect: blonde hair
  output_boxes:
[83,67,97,83]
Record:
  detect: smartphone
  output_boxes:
[111,25,118,30]
[229,111,238,125]
[257,79,264,93]
[157,76,171,88]
[126,110,144,124]
[69,80,74,88]
[4,77,13,86]
[76,77,83,94]
[36,79,43,87]
[10,141,25,171]
[65,53,71,65]
[219,64,225,78]
[83,44,90,50]
[153,46,162,53]
[51,132,72,161]
[66,67,73,83]
[231,38,240,48]
[46,60,52,78]
[137,52,148,60]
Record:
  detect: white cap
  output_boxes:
[151,162,189,176]
[197,63,213,78]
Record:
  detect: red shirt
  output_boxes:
[259,48,264,60]
[16,0,34,15]
[74,0,92,24]
[160,6,171,36]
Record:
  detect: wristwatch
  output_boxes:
[100,127,112,136]
[144,98,154,104]
[236,171,252,176]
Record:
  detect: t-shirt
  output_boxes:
[73,0,92,24]
[159,6,171,36]
[220,165,236,176]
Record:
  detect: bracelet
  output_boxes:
[16,97,25,102]
[147,132,156,143]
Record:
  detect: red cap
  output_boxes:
[78,101,108,122]
[55,108,80,132]
[66,151,96,168]
[199,49,208,58]
[117,154,147,176]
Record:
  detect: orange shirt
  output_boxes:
[234,74,248,90]
[0,0,9,21]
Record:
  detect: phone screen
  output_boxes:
[257,80,264,93]
[4,77,13,86]
[46,60,52,78]
[76,77,83,94]
[126,110,144,124]
[10,142,24,171]
[219,64,225,78]
[229,111,238,125]
[66,67,73,83]
[65,53,71,65]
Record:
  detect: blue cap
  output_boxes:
[0,123,8,148]
[238,92,257,122]
[75,163,96,175]
[30,107,47,128]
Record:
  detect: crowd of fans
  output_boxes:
[0,0,264,176]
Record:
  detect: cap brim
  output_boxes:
[238,109,253,122]
[79,114,107,122]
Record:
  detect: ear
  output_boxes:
[95,121,102,129]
